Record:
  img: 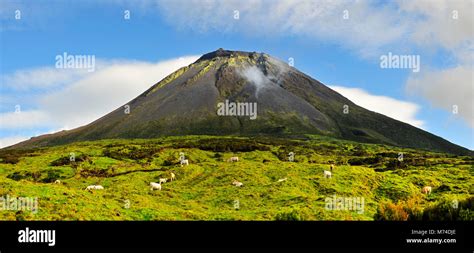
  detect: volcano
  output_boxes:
[9,49,471,155]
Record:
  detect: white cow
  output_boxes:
[422,186,432,195]
[159,178,168,184]
[277,178,287,183]
[54,180,61,184]
[228,157,239,162]
[323,170,332,178]
[170,172,176,181]
[150,182,162,191]
[180,159,189,166]
[86,185,104,190]
[232,180,243,187]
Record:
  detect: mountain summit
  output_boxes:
[10,49,471,155]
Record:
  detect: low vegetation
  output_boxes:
[0,135,472,221]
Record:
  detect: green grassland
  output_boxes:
[0,135,472,221]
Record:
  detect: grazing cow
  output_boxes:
[159,178,168,184]
[422,186,432,195]
[277,178,287,182]
[323,170,332,178]
[180,159,189,166]
[54,180,61,184]
[150,182,162,191]
[330,164,335,172]
[86,185,104,190]
[170,172,176,181]
[232,180,243,187]
[228,157,239,162]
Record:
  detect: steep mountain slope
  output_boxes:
[8,49,471,155]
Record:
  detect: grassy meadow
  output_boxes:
[0,135,472,221]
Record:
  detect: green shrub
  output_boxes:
[7,170,41,182]
[275,210,302,221]
[0,148,39,164]
[162,155,177,166]
[0,155,20,164]
[385,159,407,170]
[172,138,270,152]
[50,154,90,166]
[422,197,474,221]
[40,169,62,183]
[348,156,383,166]
[103,145,161,160]
[274,207,309,221]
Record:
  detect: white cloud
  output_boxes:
[329,85,424,128]
[395,1,473,129]
[0,56,200,144]
[406,65,473,127]
[155,0,472,58]
[2,67,91,90]
[37,56,199,128]
[0,136,30,148]
[397,0,474,60]
[0,110,51,129]
[156,0,407,57]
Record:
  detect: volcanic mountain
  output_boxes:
[9,49,471,155]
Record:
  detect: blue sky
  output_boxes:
[0,0,472,149]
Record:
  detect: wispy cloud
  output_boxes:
[406,65,473,127]
[0,56,199,147]
[156,0,408,57]
[2,67,91,91]
[329,85,424,128]
[0,135,30,149]
[154,0,472,58]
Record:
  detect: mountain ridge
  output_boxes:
[6,48,472,155]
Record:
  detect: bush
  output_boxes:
[385,159,407,170]
[274,207,309,221]
[374,196,423,221]
[0,155,20,164]
[7,172,28,181]
[50,154,90,166]
[422,197,474,221]
[275,210,302,221]
[375,201,409,221]
[0,148,39,165]
[40,169,62,183]
[348,156,383,166]
[79,168,109,178]
[351,145,369,156]
[7,170,41,182]
[162,156,178,166]
[172,138,270,152]
[103,145,162,161]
